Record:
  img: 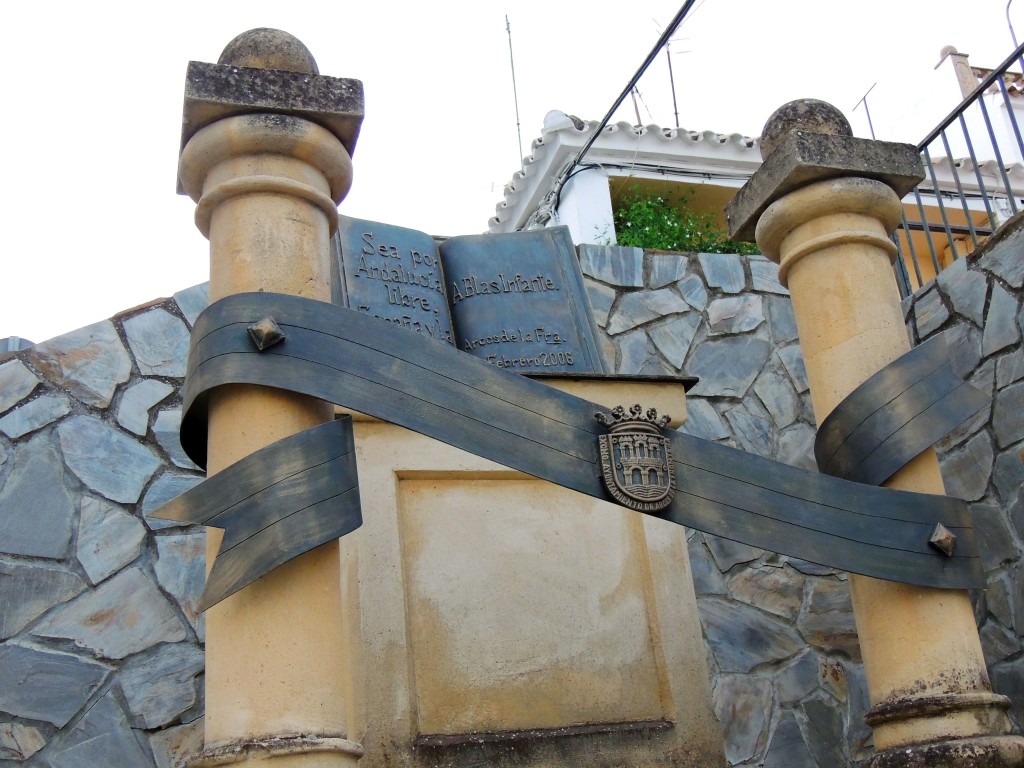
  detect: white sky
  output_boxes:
[2,0,1021,343]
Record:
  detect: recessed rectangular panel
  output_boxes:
[398,478,665,736]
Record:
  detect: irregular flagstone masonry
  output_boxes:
[902,220,1024,738]
[584,225,1024,765]
[22,320,131,408]
[0,362,40,417]
[584,246,871,765]
[0,562,85,640]
[0,434,78,559]
[0,290,205,767]
[123,309,190,378]
[0,218,1020,766]
[0,395,72,440]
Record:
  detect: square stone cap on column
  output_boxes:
[177,60,364,192]
[725,131,924,243]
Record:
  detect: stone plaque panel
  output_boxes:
[441,227,607,373]
[334,216,454,346]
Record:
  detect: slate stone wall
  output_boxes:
[578,218,1024,766]
[0,285,208,767]
[902,224,1024,737]
[581,244,870,767]
[0,221,1020,767]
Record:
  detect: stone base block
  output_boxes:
[190,734,363,766]
[345,380,722,767]
[867,735,1024,768]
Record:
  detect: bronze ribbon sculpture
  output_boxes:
[814,332,988,487]
[156,292,987,609]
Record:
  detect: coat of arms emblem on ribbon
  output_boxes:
[595,404,675,513]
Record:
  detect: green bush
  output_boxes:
[613,190,759,255]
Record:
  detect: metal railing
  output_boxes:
[894,42,1024,296]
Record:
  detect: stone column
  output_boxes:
[727,100,1024,767]
[177,30,364,767]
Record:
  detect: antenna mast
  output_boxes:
[852,82,878,139]
[506,15,525,173]
[630,88,643,127]
[666,40,680,128]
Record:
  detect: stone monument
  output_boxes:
[176,29,721,768]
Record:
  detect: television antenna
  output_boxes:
[652,17,691,129]
[506,15,525,174]
[852,82,878,139]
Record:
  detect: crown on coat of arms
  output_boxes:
[594,403,670,433]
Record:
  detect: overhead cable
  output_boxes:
[545,0,700,216]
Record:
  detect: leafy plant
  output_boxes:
[613,189,759,255]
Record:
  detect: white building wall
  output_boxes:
[554,167,616,245]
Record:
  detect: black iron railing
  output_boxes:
[894,42,1024,296]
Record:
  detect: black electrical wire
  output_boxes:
[547,0,700,214]
[566,161,753,185]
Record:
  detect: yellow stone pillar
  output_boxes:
[177,29,364,767]
[728,100,1024,767]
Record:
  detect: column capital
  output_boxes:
[178,113,353,236]
[176,27,363,194]
[755,176,902,286]
[725,98,922,243]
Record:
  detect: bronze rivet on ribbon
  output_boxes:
[929,523,957,557]
[248,316,286,351]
